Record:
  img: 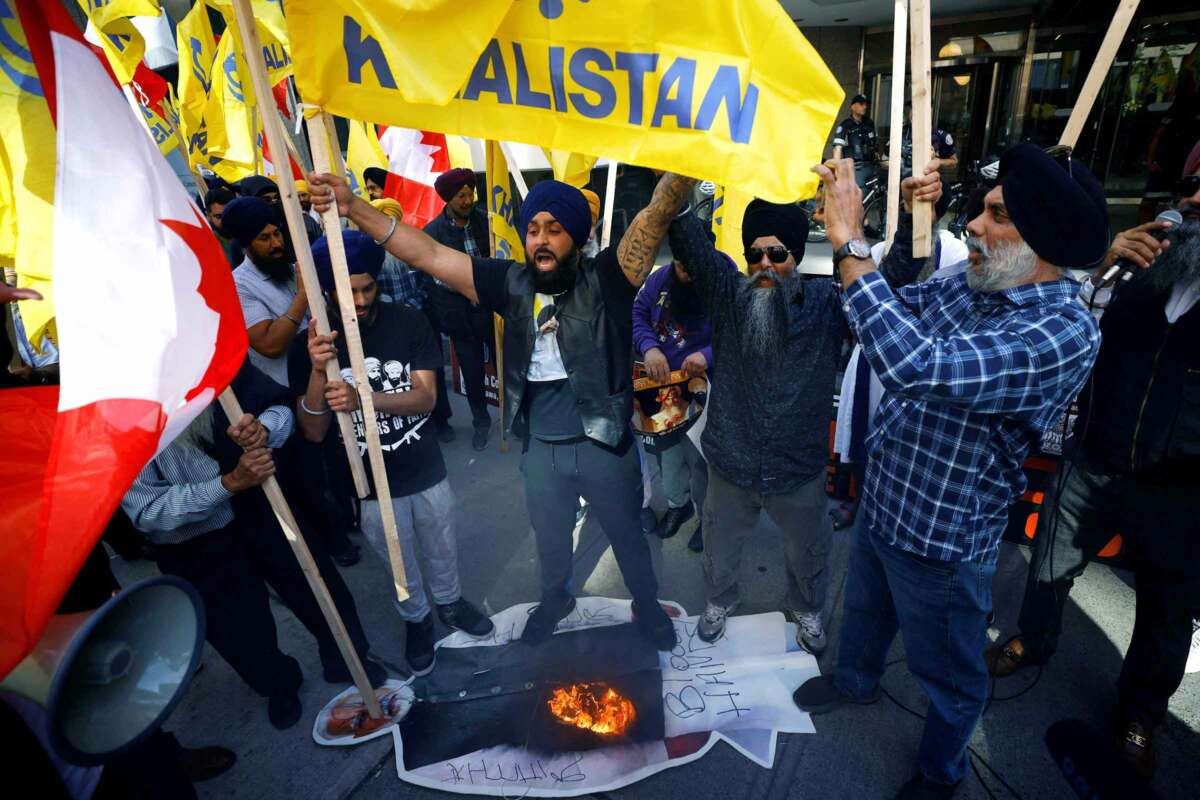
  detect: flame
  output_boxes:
[547,682,636,736]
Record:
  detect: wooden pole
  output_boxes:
[908,0,933,258]
[1059,0,1141,149]
[499,142,530,199]
[307,110,411,603]
[217,388,382,718]
[230,0,370,500]
[322,113,348,179]
[600,160,619,250]
[493,314,506,453]
[884,0,908,254]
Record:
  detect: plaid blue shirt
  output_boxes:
[844,270,1101,562]
[377,253,432,311]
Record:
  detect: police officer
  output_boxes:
[894,103,958,178]
[832,94,878,189]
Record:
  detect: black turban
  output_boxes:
[312,231,385,293]
[363,167,389,189]
[220,196,278,248]
[997,144,1110,268]
[742,199,809,263]
[238,175,278,199]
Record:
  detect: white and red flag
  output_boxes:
[377,126,451,229]
[0,1,247,677]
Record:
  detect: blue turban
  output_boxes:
[998,144,1110,268]
[220,196,279,248]
[312,230,385,293]
[518,179,591,250]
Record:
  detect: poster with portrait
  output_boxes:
[631,366,708,454]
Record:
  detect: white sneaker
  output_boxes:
[1186,619,1200,675]
[792,610,828,656]
[698,602,734,643]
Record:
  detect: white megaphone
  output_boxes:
[0,575,205,765]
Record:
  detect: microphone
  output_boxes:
[1099,208,1183,284]
[1045,719,1159,799]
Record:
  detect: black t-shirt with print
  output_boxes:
[288,302,446,499]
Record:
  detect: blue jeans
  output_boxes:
[834,526,996,785]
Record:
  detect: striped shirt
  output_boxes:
[120,406,293,545]
[844,270,1101,562]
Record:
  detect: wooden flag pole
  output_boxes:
[908,0,933,258]
[499,142,530,199]
[600,160,619,250]
[217,388,382,719]
[484,142,509,454]
[229,0,369,500]
[884,0,908,254]
[322,114,348,179]
[1059,0,1141,149]
[307,110,411,603]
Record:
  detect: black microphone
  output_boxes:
[1099,208,1183,284]
[1045,719,1159,800]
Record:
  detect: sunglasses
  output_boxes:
[1179,175,1200,198]
[744,245,793,264]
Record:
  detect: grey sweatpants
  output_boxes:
[703,467,830,613]
[360,477,461,622]
[657,434,708,513]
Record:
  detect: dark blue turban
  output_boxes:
[220,196,278,248]
[312,230,385,293]
[518,179,591,250]
[998,144,1110,269]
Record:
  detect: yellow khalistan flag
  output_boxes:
[286,0,842,202]
[75,0,157,85]
[485,140,524,262]
[345,120,386,200]
[543,150,596,189]
[711,185,753,274]
[203,33,257,183]
[0,2,57,345]
[175,0,216,146]
[207,0,294,101]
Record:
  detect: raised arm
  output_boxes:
[666,209,735,308]
[308,173,479,303]
[617,172,696,288]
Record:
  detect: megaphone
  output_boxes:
[0,575,205,765]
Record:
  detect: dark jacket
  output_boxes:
[669,211,923,494]
[423,204,492,337]
[1076,284,1200,484]
[632,263,714,370]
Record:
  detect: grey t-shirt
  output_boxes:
[232,257,308,386]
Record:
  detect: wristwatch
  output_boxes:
[832,238,872,269]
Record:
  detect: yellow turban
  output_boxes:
[371,197,405,221]
[579,188,601,227]
[294,179,309,193]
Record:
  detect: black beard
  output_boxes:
[253,253,294,284]
[1122,218,1200,300]
[527,246,581,294]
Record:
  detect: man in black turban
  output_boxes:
[363,167,388,201]
[305,169,696,653]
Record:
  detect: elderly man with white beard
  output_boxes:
[986,142,1200,781]
[792,145,1106,800]
[666,168,942,652]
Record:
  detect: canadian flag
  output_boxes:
[377,127,451,229]
[0,1,247,677]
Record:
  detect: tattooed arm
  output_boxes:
[617,172,697,288]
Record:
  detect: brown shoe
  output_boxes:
[1116,720,1156,779]
[984,637,1040,678]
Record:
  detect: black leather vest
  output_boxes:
[499,259,633,448]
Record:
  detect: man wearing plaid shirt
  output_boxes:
[795,146,1108,800]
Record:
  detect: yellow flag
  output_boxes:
[712,185,752,274]
[543,150,597,188]
[0,2,57,344]
[203,33,257,183]
[345,120,387,199]
[75,1,149,85]
[207,0,294,98]
[287,0,842,202]
[283,0,514,106]
[486,141,524,262]
[175,0,216,143]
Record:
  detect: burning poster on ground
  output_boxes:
[631,367,709,454]
[382,597,818,797]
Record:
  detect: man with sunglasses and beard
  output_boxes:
[794,147,1105,800]
[666,171,940,653]
[223,196,309,387]
[985,143,1200,781]
[305,170,694,651]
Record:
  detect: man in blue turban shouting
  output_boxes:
[307,171,695,651]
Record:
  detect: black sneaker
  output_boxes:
[437,425,456,444]
[687,522,704,552]
[438,598,495,638]
[632,600,677,651]
[406,614,437,677]
[654,505,694,539]
[640,507,658,534]
[267,690,302,730]
[522,595,576,644]
[895,774,960,799]
[792,673,879,715]
[333,542,361,567]
[472,420,491,451]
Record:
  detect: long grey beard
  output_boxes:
[739,270,798,358]
[965,236,1039,292]
[1125,218,1200,297]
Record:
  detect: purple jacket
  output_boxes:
[632,263,715,370]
